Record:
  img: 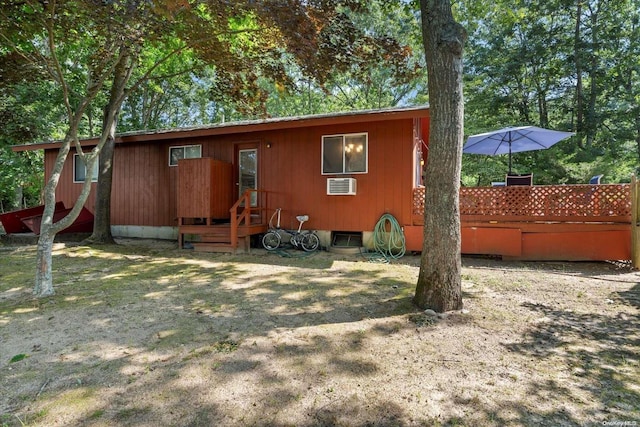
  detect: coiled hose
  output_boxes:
[370,213,406,261]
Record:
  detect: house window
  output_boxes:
[169,144,201,166]
[322,133,367,174]
[73,154,98,183]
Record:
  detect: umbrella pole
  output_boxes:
[508,143,512,175]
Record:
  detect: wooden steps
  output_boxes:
[178,189,269,253]
[179,222,268,253]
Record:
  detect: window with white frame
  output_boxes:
[322,133,368,174]
[169,144,202,166]
[73,154,99,183]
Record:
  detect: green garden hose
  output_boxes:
[371,213,406,260]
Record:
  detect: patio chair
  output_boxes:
[589,174,603,184]
[505,173,533,186]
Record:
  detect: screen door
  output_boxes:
[238,148,257,206]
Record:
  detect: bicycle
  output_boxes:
[262,208,320,252]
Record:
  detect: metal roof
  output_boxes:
[13,105,429,152]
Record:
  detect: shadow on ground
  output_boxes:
[1,244,639,426]
[0,243,425,426]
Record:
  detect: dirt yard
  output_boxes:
[1,239,639,426]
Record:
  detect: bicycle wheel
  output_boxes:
[301,232,320,252]
[262,231,281,251]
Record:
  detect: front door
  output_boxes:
[237,145,258,207]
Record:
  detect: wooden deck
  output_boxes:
[176,158,270,253]
[411,182,638,262]
[178,187,269,253]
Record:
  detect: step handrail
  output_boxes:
[229,189,267,250]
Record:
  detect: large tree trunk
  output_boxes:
[87,47,135,245]
[33,43,136,297]
[414,0,466,312]
[87,119,117,245]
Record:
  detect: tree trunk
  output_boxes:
[34,230,55,296]
[27,7,136,297]
[414,0,466,312]
[636,111,640,165]
[87,47,135,245]
[33,134,72,297]
[87,119,117,244]
[585,5,600,148]
[34,138,98,297]
[574,0,585,148]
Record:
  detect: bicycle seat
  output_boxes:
[296,215,309,222]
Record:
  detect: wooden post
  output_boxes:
[631,175,640,269]
[230,201,238,252]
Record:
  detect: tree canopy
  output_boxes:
[458,0,640,185]
[4,0,638,199]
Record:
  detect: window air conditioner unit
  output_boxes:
[327,178,357,195]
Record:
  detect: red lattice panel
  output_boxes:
[413,184,631,222]
[412,187,425,216]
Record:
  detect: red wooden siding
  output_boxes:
[43,110,429,237]
[48,143,173,227]
[252,120,417,232]
[177,158,233,219]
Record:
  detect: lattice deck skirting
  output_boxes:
[412,184,631,225]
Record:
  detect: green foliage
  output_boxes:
[0,148,43,209]
[3,0,639,191]
[264,1,427,116]
[458,0,640,184]
[9,353,28,363]
[0,84,52,210]
[116,0,427,127]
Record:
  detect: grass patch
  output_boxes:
[0,414,14,427]
[407,312,438,327]
[87,409,104,420]
[212,339,239,353]
[182,340,240,362]
[115,407,151,422]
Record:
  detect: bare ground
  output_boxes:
[0,239,639,427]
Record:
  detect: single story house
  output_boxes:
[13,106,431,252]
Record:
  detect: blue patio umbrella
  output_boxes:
[463,126,575,174]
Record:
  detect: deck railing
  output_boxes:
[412,184,632,224]
[229,189,268,250]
